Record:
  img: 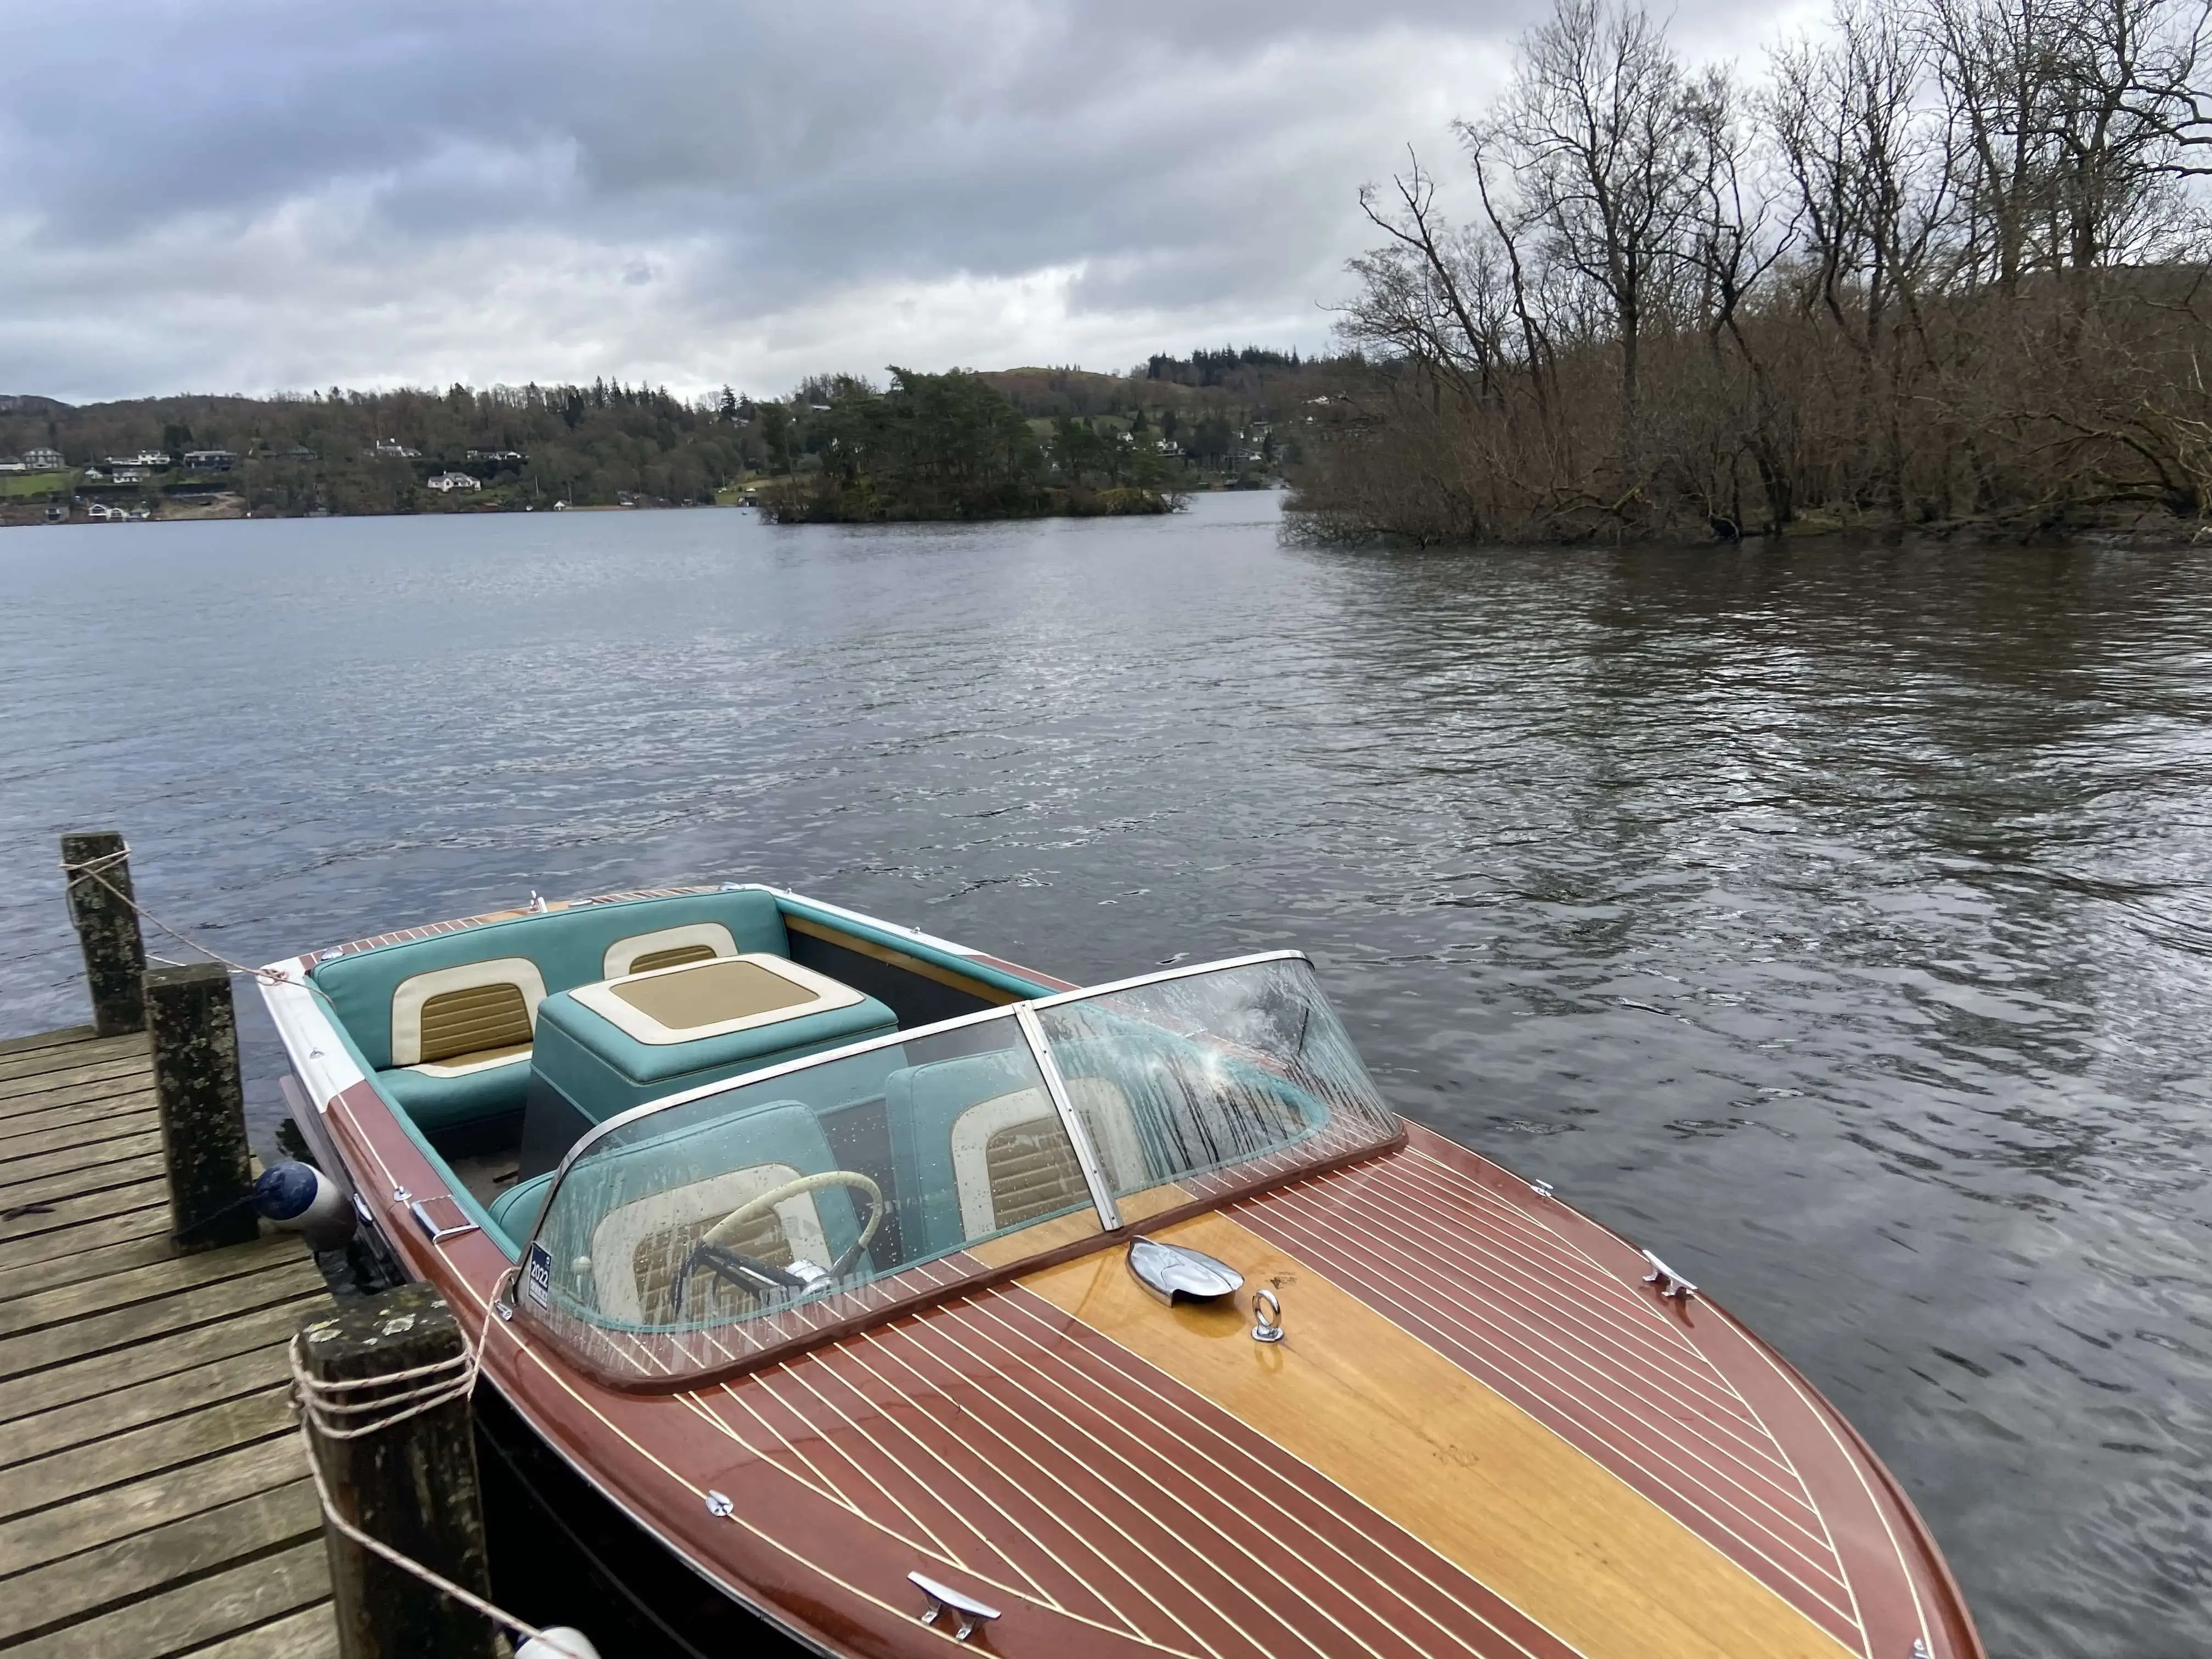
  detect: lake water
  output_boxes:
[2,494,2206,1656]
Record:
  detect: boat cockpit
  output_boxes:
[297,887,1400,1386]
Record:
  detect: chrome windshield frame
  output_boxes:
[523,948,1316,1255]
[1014,1002,1122,1229]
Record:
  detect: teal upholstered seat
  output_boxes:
[308,890,792,1135]
[884,1048,1154,1258]
[530,1099,867,1330]
[530,983,896,1129]
[487,1170,554,1248]
[381,1058,534,1133]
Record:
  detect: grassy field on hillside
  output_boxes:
[0,471,72,498]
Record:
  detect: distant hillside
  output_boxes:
[0,350,1356,523]
[0,383,753,520]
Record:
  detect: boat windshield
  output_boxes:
[520,955,1398,1385]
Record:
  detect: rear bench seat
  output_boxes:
[309,890,792,1134]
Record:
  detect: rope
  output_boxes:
[287,1275,587,1658]
[71,850,573,1644]
[66,849,580,1654]
[61,846,133,883]
[171,1189,262,1244]
[62,846,337,1006]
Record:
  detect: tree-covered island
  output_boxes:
[755,368,1182,522]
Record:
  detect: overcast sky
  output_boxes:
[0,0,1797,404]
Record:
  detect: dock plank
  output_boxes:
[0,1105,160,1158]
[0,1255,322,1382]
[0,1037,145,1083]
[0,1423,308,1576]
[0,1081,158,1129]
[0,1130,161,1189]
[4,1537,330,1659]
[0,1178,170,1246]
[0,1150,166,1212]
[187,1601,342,1659]
[0,1026,98,1060]
[1,1385,295,1522]
[0,1231,308,1339]
[5,1343,292,1464]
[0,1480,319,1644]
[0,1229,179,1302]
[0,1293,322,1425]
[0,1204,170,1278]
[0,1057,153,1107]
[0,1024,335,1655]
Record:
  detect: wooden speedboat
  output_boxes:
[260,883,1984,1659]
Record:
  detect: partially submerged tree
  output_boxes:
[1301,0,2212,543]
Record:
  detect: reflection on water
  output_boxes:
[2,496,2205,1656]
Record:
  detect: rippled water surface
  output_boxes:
[3,495,2207,1656]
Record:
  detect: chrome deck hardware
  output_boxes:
[1127,1237,1244,1305]
[1251,1286,1284,1343]
[1641,1249,1698,1301]
[704,1490,733,1517]
[1530,1180,1555,1198]
[408,1195,481,1244]
[910,1571,1000,1640]
[1909,1641,1932,1658]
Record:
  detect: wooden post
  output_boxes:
[61,830,146,1035]
[144,961,258,1251]
[298,1286,503,1659]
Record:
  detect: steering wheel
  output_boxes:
[672,1170,884,1318]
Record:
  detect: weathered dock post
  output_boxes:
[296,1285,503,1659]
[60,828,146,1034]
[145,958,259,1250]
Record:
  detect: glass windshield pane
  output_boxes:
[523,1011,1099,1383]
[1032,958,1399,1222]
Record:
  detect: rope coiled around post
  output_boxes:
[289,1275,586,1657]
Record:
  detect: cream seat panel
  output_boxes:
[602,923,740,980]
[586,1162,830,1326]
[410,1042,534,1079]
[390,958,546,1068]
[949,1077,1146,1236]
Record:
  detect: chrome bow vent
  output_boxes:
[1127,1237,1245,1304]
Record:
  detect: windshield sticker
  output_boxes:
[524,1243,554,1308]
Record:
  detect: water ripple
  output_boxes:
[1,500,2207,1655]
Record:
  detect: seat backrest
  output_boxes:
[391,958,546,1066]
[601,922,738,979]
[549,1099,857,1330]
[887,1050,1149,1255]
[312,890,789,1069]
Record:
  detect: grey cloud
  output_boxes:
[0,0,1749,400]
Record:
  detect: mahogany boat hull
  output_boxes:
[264,891,1985,1659]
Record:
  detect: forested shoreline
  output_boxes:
[16,0,2207,548]
[0,352,1327,524]
[1293,0,2212,546]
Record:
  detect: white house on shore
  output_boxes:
[427,472,482,493]
[21,447,64,470]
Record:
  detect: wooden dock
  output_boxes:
[0,1023,337,1658]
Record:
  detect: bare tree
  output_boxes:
[1306,0,2212,545]
[1470,0,1716,481]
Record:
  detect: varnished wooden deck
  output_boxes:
[0,1025,336,1658]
